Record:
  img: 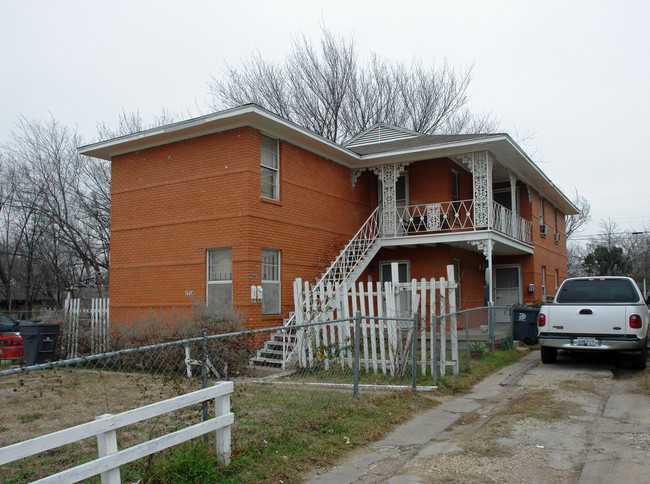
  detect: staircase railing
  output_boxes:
[313,206,381,292]
[276,207,382,367]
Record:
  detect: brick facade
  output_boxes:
[104,112,570,329]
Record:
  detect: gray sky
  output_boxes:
[2,0,649,240]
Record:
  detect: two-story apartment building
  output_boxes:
[79,104,577,330]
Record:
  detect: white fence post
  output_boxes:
[215,391,231,465]
[96,414,120,484]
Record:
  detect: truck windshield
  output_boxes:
[556,279,640,303]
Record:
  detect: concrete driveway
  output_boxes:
[308,350,650,483]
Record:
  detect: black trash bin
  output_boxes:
[19,323,60,365]
[512,306,540,345]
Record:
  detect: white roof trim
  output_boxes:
[78,104,577,215]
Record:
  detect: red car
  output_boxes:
[0,313,24,361]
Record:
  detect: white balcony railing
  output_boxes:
[382,200,532,244]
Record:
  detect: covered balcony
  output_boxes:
[381,199,532,248]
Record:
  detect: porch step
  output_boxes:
[249,356,284,368]
[250,328,298,368]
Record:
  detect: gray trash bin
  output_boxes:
[512,306,540,345]
[19,323,60,365]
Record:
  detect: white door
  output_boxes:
[493,266,522,323]
[380,261,410,316]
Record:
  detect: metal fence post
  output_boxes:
[432,315,438,387]
[202,332,208,440]
[488,304,495,352]
[465,311,470,367]
[411,313,418,393]
[353,312,361,399]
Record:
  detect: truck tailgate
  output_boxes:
[546,305,629,336]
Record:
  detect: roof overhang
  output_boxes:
[79,104,578,215]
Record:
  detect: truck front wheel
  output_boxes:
[541,346,558,364]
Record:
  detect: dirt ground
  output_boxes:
[347,351,650,483]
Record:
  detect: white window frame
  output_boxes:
[261,248,281,315]
[206,248,232,307]
[260,135,279,200]
[539,197,544,225]
[541,265,547,299]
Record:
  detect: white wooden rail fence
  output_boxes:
[0,382,234,483]
[294,264,459,376]
[63,297,110,357]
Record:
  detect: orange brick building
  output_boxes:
[80,104,578,330]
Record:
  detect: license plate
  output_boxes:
[574,337,599,347]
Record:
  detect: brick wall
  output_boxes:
[110,127,372,328]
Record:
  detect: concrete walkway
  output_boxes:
[308,352,539,484]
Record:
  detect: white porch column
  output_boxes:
[471,239,495,305]
[460,151,493,229]
[372,162,411,236]
[509,172,518,238]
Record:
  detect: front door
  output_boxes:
[380,261,410,316]
[493,266,522,323]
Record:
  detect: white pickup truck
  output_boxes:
[537,276,650,369]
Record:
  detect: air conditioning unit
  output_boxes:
[554,233,561,242]
[540,224,549,235]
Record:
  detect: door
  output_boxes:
[380,261,410,316]
[493,266,522,323]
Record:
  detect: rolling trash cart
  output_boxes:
[19,322,60,365]
[511,305,540,345]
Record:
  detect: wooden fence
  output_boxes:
[0,382,233,483]
[293,264,460,376]
[63,297,110,357]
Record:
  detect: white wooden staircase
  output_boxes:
[250,207,382,368]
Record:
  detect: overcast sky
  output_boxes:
[2,0,649,240]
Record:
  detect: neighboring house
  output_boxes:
[79,104,578,330]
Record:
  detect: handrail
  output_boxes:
[279,207,381,366]
[382,200,531,244]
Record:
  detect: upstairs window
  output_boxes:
[207,248,232,307]
[261,135,279,200]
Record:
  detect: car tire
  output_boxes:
[631,345,647,370]
[540,346,558,364]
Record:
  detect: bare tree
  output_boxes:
[566,189,592,239]
[5,117,110,297]
[209,27,496,143]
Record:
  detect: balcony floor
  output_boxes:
[380,229,534,256]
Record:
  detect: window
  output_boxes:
[539,197,544,225]
[262,249,280,314]
[541,266,547,299]
[207,248,232,307]
[554,208,558,232]
[260,135,279,200]
[555,269,559,292]
[556,279,639,303]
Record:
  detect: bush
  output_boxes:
[109,304,253,377]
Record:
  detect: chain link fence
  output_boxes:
[0,305,519,482]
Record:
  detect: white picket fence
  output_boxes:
[0,382,234,483]
[293,264,459,376]
[63,297,110,357]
